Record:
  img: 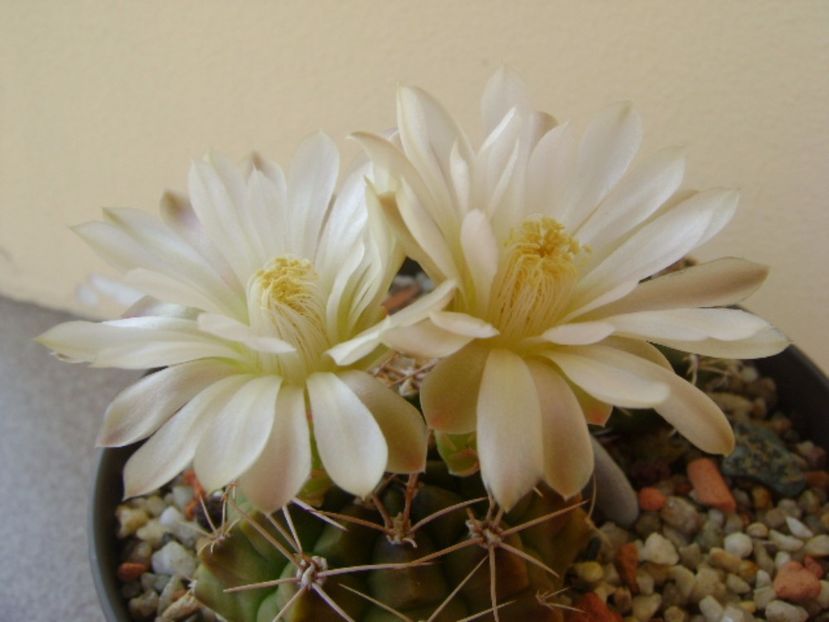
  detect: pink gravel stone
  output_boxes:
[638,487,667,512]
[773,561,822,602]
[687,458,737,513]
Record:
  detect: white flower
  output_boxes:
[357,70,788,509]
[38,133,455,511]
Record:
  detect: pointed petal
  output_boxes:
[98,361,235,446]
[460,209,499,309]
[194,376,282,492]
[571,383,613,426]
[631,357,736,454]
[339,370,428,473]
[481,67,532,133]
[122,375,250,497]
[197,313,296,354]
[527,360,594,498]
[650,326,789,359]
[287,132,339,259]
[590,257,770,318]
[429,311,499,338]
[543,345,670,408]
[527,122,576,219]
[382,319,473,359]
[576,146,686,248]
[239,385,311,512]
[477,349,544,509]
[307,373,387,497]
[420,342,489,434]
[541,321,614,345]
[604,308,771,342]
[561,102,643,228]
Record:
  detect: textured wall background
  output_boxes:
[1,1,827,370]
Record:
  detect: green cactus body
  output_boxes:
[194,461,592,622]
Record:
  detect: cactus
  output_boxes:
[194,459,593,622]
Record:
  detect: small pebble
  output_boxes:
[636,568,655,595]
[770,529,804,552]
[775,551,793,569]
[721,604,748,622]
[145,495,166,518]
[698,595,723,622]
[687,458,737,513]
[135,519,167,548]
[638,487,667,512]
[747,522,769,538]
[805,534,829,557]
[817,580,829,608]
[679,543,703,569]
[661,497,702,535]
[663,605,688,622]
[151,541,196,578]
[128,591,159,620]
[157,575,184,615]
[116,506,150,539]
[773,561,821,602]
[709,547,742,573]
[574,561,604,584]
[116,562,148,583]
[691,567,725,603]
[803,555,824,578]
[724,532,754,559]
[765,508,788,529]
[639,532,679,565]
[631,593,661,621]
[726,573,751,595]
[171,485,194,513]
[756,569,773,588]
[754,585,777,609]
[786,516,814,539]
[669,565,696,600]
[764,599,809,622]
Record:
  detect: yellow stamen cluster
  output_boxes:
[489,217,581,340]
[248,257,328,378]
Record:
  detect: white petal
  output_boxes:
[339,370,428,473]
[386,278,457,328]
[382,319,473,359]
[37,316,242,367]
[323,318,390,367]
[197,313,295,354]
[574,197,717,310]
[601,337,673,371]
[481,67,532,133]
[544,345,670,408]
[188,158,259,281]
[527,360,593,498]
[396,180,459,280]
[650,326,789,359]
[605,308,771,342]
[630,357,735,454]
[576,146,686,248]
[527,122,576,219]
[287,132,339,259]
[477,349,544,509]
[421,342,489,434]
[561,102,643,228]
[460,209,499,309]
[98,361,235,446]
[591,258,770,317]
[239,385,311,512]
[541,321,614,345]
[194,376,282,492]
[122,375,250,497]
[429,311,499,338]
[123,268,230,315]
[307,372,387,497]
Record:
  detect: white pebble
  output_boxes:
[770,530,803,552]
[115,506,149,538]
[158,506,200,548]
[817,580,829,609]
[151,541,196,578]
[145,495,166,517]
[171,485,194,512]
[753,585,776,610]
[764,600,808,622]
[135,519,167,548]
[632,593,662,621]
[707,509,725,527]
[636,567,655,595]
[804,534,829,557]
[784,516,813,539]
[774,551,792,570]
[721,605,748,622]
[640,532,680,565]
[698,595,723,622]
[755,569,772,588]
[724,532,753,559]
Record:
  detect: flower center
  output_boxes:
[247,257,329,377]
[488,217,581,339]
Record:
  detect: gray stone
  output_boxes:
[661,496,702,535]
[640,532,680,565]
[632,593,662,621]
[698,595,723,622]
[765,600,809,622]
[804,534,829,557]
[722,421,806,497]
[151,541,196,578]
[724,532,753,559]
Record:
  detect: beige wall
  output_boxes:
[2,1,828,371]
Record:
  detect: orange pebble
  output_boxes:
[687,458,737,513]
[805,470,829,490]
[615,542,639,594]
[566,592,624,622]
[773,561,821,602]
[117,561,148,582]
[804,556,825,579]
[638,487,667,512]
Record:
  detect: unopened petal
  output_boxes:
[421,342,489,434]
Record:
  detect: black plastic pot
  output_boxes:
[89,346,829,621]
